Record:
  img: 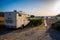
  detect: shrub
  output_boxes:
[29,18,43,27]
[51,21,60,31]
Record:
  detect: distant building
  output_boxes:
[4,10,30,28]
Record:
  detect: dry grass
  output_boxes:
[0,17,4,25]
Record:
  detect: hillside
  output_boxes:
[56,14,60,17]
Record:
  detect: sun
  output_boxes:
[53,1,60,13]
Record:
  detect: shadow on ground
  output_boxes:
[0,25,15,35]
[46,26,60,40]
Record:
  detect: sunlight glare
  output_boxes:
[53,1,60,14]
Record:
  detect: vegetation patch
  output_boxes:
[0,17,4,28]
[29,18,43,27]
[0,21,4,25]
[51,21,60,31]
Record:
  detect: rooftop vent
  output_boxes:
[20,11,22,12]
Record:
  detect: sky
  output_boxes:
[0,0,60,16]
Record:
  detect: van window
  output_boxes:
[8,18,12,19]
[5,19,13,24]
[9,13,11,15]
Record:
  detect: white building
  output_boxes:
[4,10,30,28]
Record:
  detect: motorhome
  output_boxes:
[4,10,30,28]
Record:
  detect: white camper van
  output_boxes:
[4,10,30,28]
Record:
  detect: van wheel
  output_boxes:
[21,25,24,29]
[17,25,24,29]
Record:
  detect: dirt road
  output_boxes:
[0,19,60,40]
[0,23,47,40]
